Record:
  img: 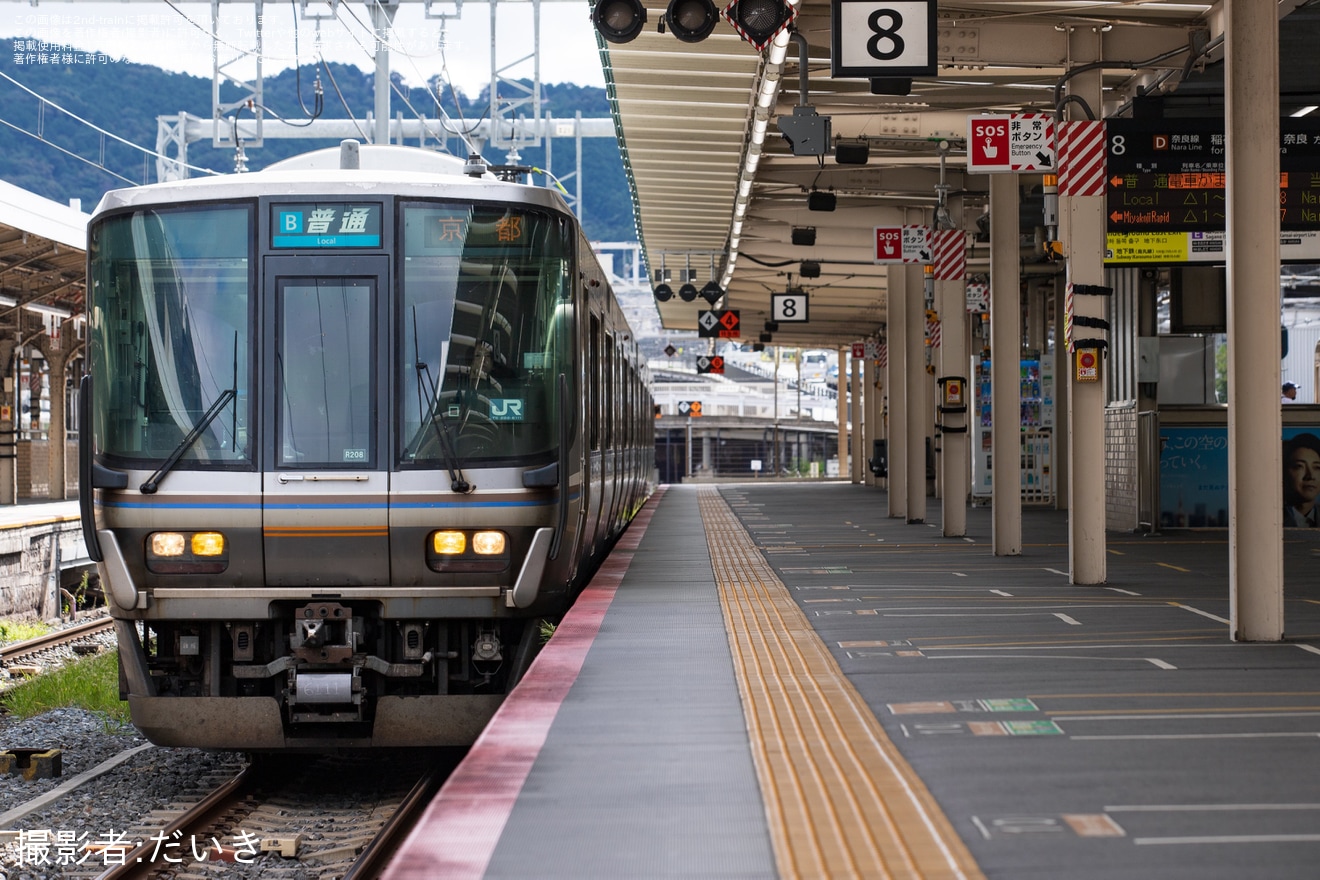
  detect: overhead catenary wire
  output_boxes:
[334,0,480,154]
[0,115,137,185]
[0,69,223,179]
[317,55,370,142]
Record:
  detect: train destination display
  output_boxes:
[1106,119,1320,233]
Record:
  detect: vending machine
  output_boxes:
[970,356,1054,502]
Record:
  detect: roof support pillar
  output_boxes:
[990,173,1022,555]
[938,239,969,536]
[1063,40,1106,583]
[837,348,848,478]
[851,348,863,483]
[905,261,927,524]
[1226,0,1284,640]
[887,265,908,517]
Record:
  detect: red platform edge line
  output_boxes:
[381,487,666,880]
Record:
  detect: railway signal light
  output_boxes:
[664,0,720,42]
[722,0,796,51]
[592,0,647,44]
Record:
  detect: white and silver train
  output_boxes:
[78,144,653,749]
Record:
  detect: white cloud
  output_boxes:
[0,0,606,97]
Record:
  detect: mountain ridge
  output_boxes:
[0,38,634,242]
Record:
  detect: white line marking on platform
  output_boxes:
[1053,613,1083,626]
[1045,568,1069,577]
[1056,711,1320,722]
[1106,588,1141,596]
[1145,658,1177,669]
[1107,804,1320,812]
[989,589,1012,596]
[1134,834,1320,845]
[970,816,993,840]
[953,572,968,577]
[1071,732,1320,741]
[963,538,975,543]
[1297,645,1320,656]
[1172,603,1231,625]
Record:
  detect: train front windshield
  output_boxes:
[88,200,574,472]
[89,205,254,468]
[399,203,573,466]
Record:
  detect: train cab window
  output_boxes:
[399,203,573,465]
[88,205,254,468]
[276,279,375,467]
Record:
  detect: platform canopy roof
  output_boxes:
[0,180,88,344]
[599,0,1317,349]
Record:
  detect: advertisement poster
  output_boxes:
[1160,426,1320,527]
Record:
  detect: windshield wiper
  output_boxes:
[141,333,239,495]
[412,308,473,493]
[140,387,236,494]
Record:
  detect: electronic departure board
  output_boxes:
[1106,119,1320,233]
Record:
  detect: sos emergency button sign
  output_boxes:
[967,114,1055,173]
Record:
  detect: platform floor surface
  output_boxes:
[397,482,1320,879]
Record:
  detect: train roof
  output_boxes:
[92,145,572,219]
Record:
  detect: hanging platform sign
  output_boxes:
[874,225,931,263]
[967,114,1055,173]
[830,0,937,78]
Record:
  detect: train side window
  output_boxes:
[589,315,600,451]
[604,334,614,449]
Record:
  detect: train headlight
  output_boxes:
[150,533,187,557]
[473,531,507,555]
[432,531,467,555]
[191,532,226,556]
[146,531,229,574]
[427,529,511,572]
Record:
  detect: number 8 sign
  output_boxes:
[772,292,809,323]
[831,0,936,79]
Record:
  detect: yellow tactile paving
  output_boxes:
[698,488,984,880]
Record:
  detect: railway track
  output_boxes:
[0,616,115,667]
[77,750,455,880]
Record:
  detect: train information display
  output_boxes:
[1106,119,1320,233]
[272,203,383,248]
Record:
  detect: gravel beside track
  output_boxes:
[0,710,248,879]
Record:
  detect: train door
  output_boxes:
[262,256,390,586]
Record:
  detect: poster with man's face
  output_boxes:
[1159,427,1320,527]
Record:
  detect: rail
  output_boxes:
[0,617,113,664]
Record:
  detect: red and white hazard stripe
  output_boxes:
[932,229,966,281]
[1058,120,1107,197]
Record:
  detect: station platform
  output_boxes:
[385,482,1320,880]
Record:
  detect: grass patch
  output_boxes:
[2,650,131,727]
[0,620,53,644]
[539,619,558,644]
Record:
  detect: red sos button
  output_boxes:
[968,116,1010,171]
[1075,347,1100,382]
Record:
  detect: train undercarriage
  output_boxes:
[116,603,543,749]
